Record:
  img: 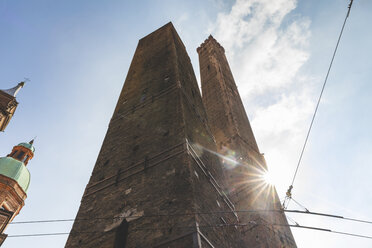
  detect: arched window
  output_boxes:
[16,151,25,160]
[114,220,129,248]
[22,155,29,163]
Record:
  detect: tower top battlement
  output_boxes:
[197,35,225,54]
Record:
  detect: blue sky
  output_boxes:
[1,0,371,247]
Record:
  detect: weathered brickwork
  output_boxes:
[66,23,241,248]
[198,35,296,247]
[67,23,297,248]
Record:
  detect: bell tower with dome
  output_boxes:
[0,140,35,245]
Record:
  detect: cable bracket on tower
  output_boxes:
[282,185,293,209]
[286,185,293,198]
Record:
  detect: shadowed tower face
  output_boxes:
[65,23,241,248]
[198,36,297,247]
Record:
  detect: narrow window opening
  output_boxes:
[114,220,129,248]
[22,155,29,163]
[1,203,10,212]
[16,151,25,160]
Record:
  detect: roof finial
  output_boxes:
[29,136,36,145]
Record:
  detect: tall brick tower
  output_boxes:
[66,23,242,248]
[0,82,25,132]
[198,35,296,247]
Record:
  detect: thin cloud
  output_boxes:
[210,0,311,96]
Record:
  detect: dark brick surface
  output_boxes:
[66,23,241,248]
[67,23,297,248]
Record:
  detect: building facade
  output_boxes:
[66,23,296,247]
[0,140,35,245]
[0,82,25,132]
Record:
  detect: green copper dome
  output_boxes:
[18,142,35,153]
[0,157,30,192]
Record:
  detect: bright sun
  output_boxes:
[262,171,274,185]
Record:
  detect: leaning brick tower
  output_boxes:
[65,23,241,248]
[198,35,296,247]
[66,23,297,248]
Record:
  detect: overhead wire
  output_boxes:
[9,209,372,226]
[283,0,355,208]
[286,215,300,226]
[6,222,372,240]
[290,197,309,212]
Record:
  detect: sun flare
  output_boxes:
[262,171,274,185]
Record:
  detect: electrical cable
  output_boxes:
[290,197,309,212]
[283,0,355,207]
[9,209,372,226]
[286,215,299,226]
[7,222,372,240]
